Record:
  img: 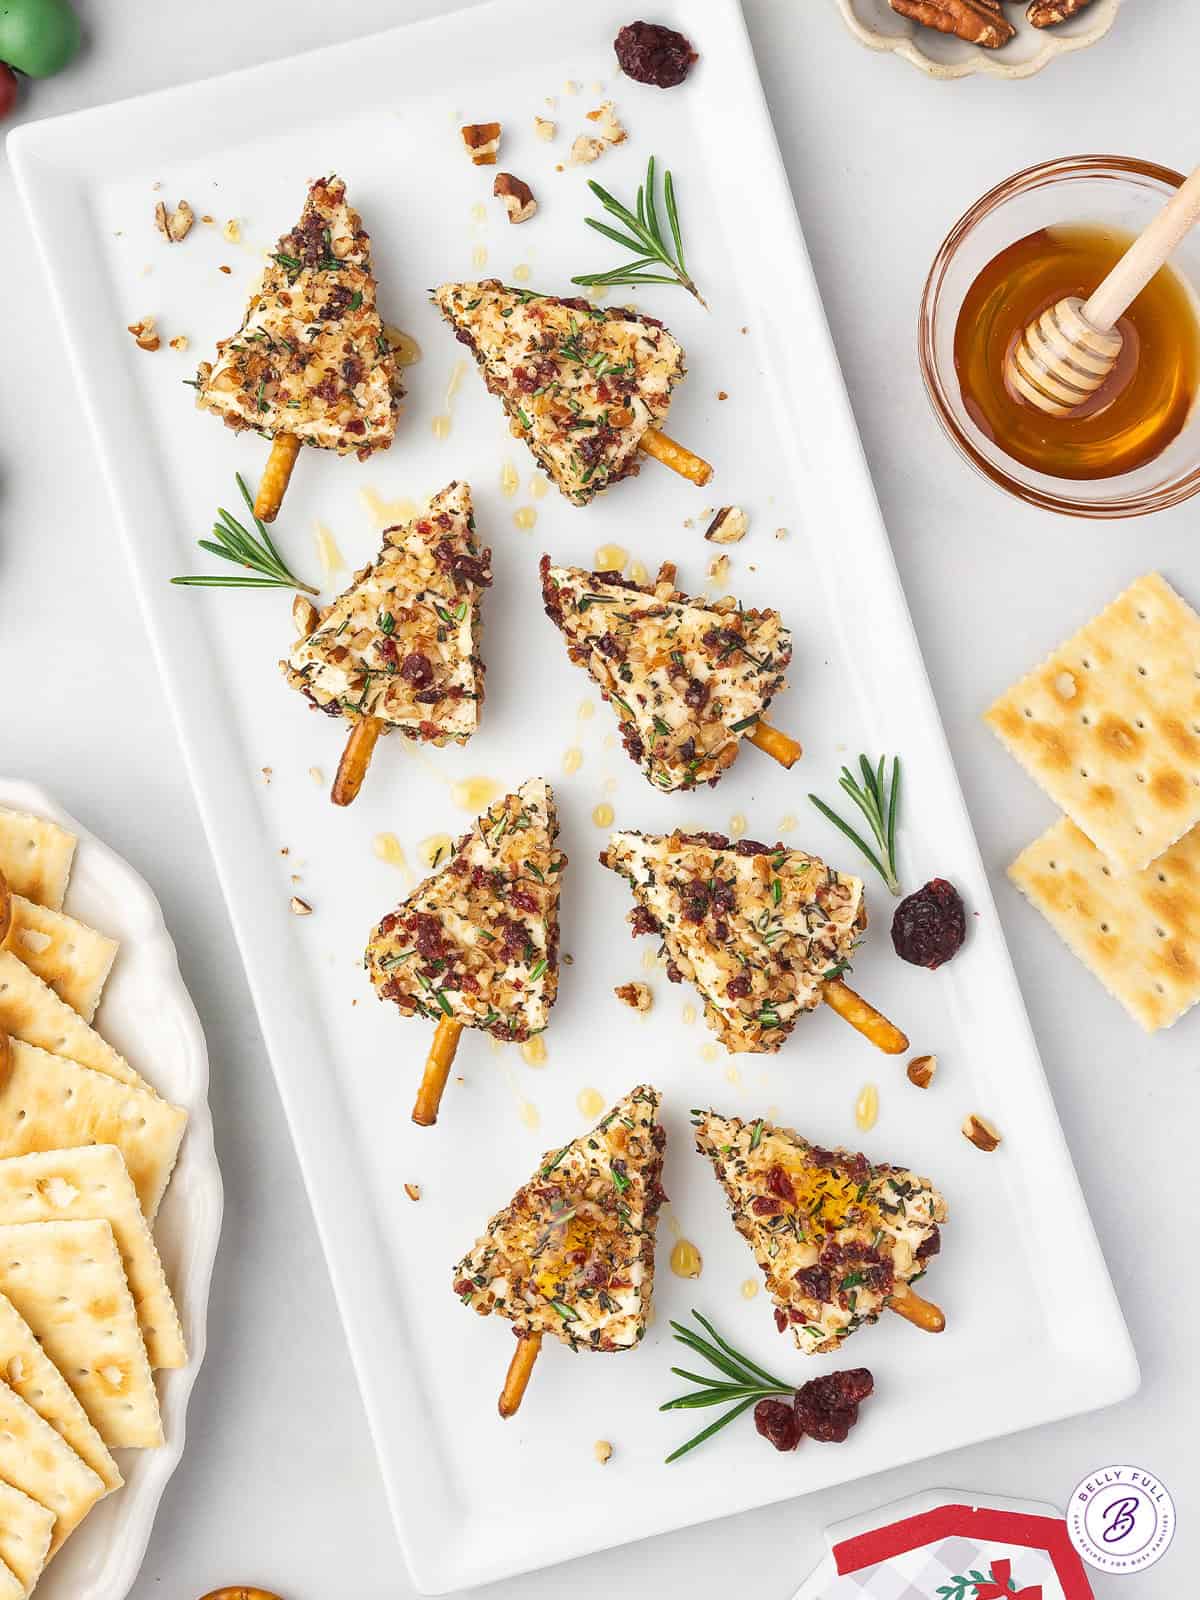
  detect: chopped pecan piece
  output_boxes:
[614,981,653,1014]
[154,198,194,242]
[962,1112,1002,1152]
[888,0,1016,46]
[705,506,748,545]
[461,121,502,165]
[127,316,160,352]
[494,172,538,225]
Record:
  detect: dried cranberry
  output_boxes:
[734,838,772,856]
[664,960,684,985]
[614,20,697,87]
[596,631,625,661]
[400,652,434,688]
[726,974,751,999]
[683,677,709,711]
[754,1398,800,1452]
[916,1225,941,1261]
[681,882,710,922]
[413,914,444,960]
[891,878,966,970]
[773,1307,788,1334]
[688,830,730,850]
[765,1164,796,1204]
[629,905,660,938]
[794,1369,874,1443]
[508,887,538,914]
[793,1265,832,1303]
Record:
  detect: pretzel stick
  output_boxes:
[412,1017,464,1126]
[499,1331,543,1418]
[253,432,302,523]
[640,427,713,486]
[747,720,802,769]
[822,978,908,1055]
[332,716,384,808]
[0,872,10,948]
[888,1284,946,1334]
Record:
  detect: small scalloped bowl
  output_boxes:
[920,155,1200,518]
[835,0,1121,81]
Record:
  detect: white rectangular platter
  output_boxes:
[10,1,1137,1591]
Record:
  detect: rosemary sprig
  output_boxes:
[808,755,902,896]
[171,474,318,592]
[571,155,705,305]
[661,1310,792,1462]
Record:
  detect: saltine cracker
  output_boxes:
[0,1146,185,1368]
[987,573,1200,872]
[0,1039,187,1219]
[3,895,118,1022]
[0,1219,163,1449]
[0,1378,105,1554]
[0,1289,121,1492]
[1010,816,1200,1031]
[0,810,75,912]
[0,1478,55,1595]
[0,949,146,1090]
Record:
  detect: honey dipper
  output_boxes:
[1007,162,1200,416]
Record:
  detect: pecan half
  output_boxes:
[888,0,1016,47]
[1028,0,1094,25]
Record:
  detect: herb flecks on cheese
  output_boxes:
[601,830,864,1053]
[694,1111,946,1352]
[282,481,490,741]
[196,175,400,458]
[366,778,565,1042]
[453,1085,666,1350]
[431,280,685,504]
[541,556,791,791]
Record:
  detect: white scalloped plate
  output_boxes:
[835,0,1121,80]
[0,779,223,1600]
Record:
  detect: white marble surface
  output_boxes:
[0,1,1193,1595]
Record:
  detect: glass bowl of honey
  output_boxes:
[920,155,1200,517]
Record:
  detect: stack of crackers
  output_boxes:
[986,572,1200,1032]
[0,804,188,1593]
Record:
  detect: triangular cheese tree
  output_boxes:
[283,480,490,743]
[367,778,565,1043]
[431,281,685,504]
[541,556,792,790]
[453,1085,666,1396]
[693,1110,947,1353]
[196,174,400,460]
[600,829,864,1053]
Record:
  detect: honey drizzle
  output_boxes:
[955,224,1200,481]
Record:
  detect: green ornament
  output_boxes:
[0,0,80,79]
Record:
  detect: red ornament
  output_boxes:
[974,1558,1042,1599]
[0,64,18,119]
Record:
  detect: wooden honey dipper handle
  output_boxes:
[1010,161,1200,416]
[1085,163,1200,332]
